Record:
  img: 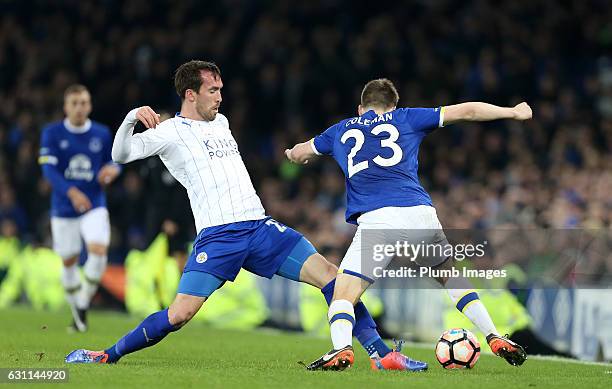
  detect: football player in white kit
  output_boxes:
[66,61,421,369]
[39,85,120,332]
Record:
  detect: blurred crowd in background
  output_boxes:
[1,0,611,276]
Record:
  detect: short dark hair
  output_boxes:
[174,60,221,99]
[64,84,89,100]
[360,78,399,109]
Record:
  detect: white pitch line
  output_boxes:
[526,355,611,367]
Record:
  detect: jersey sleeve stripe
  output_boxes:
[38,155,58,165]
[310,138,322,155]
[439,106,446,128]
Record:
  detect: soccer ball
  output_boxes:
[435,328,480,369]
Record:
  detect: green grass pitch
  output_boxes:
[0,306,609,388]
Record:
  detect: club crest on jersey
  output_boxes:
[89,137,103,153]
[64,154,94,181]
[60,140,69,149]
[196,252,208,263]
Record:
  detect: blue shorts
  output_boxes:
[177,217,317,297]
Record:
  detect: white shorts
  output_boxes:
[51,207,111,259]
[339,205,449,281]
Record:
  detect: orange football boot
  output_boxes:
[305,346,354,371]
[487,334,527,366]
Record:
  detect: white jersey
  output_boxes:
[112,110,265,233]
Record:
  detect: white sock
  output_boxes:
[462,300,498,336]
[328,299,355,350]
[62,262,81,307]
[77,253,107,309]
[445,278,498,336]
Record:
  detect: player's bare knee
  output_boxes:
[168,306,195,327]
[63,256,78,267]
[87,243,107,256]
[168,294,205,327]
[169,311,193,327]
[324,260,338,283]
[312,259,338,288]
[299,253,338,288]
[332,273,367,305]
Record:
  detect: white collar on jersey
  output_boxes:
[64,118,92,134]
[174,112,218,124]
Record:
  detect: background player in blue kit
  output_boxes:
[286,78,532,370]
[65,61,424,370]
[39,85,121,332]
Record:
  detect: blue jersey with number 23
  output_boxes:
[313,107,443,224]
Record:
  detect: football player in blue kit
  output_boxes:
[286,78,531,370]
[39,84,120,332]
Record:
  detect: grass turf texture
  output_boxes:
[0,306,609,388]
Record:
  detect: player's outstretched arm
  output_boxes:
[285,139,318,164]
[443,102,532,126]
[112,106,161,163]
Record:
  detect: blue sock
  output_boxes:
[321,279,391,358]
[104,309,178,363]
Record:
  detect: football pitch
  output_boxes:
[0,306,609,388]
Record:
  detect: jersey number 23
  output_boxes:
[341,124,402,178]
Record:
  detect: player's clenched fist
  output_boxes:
[136,106,161,128]
[97,164,121,186]
[513,102,532,120]
[284,141,314,165]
